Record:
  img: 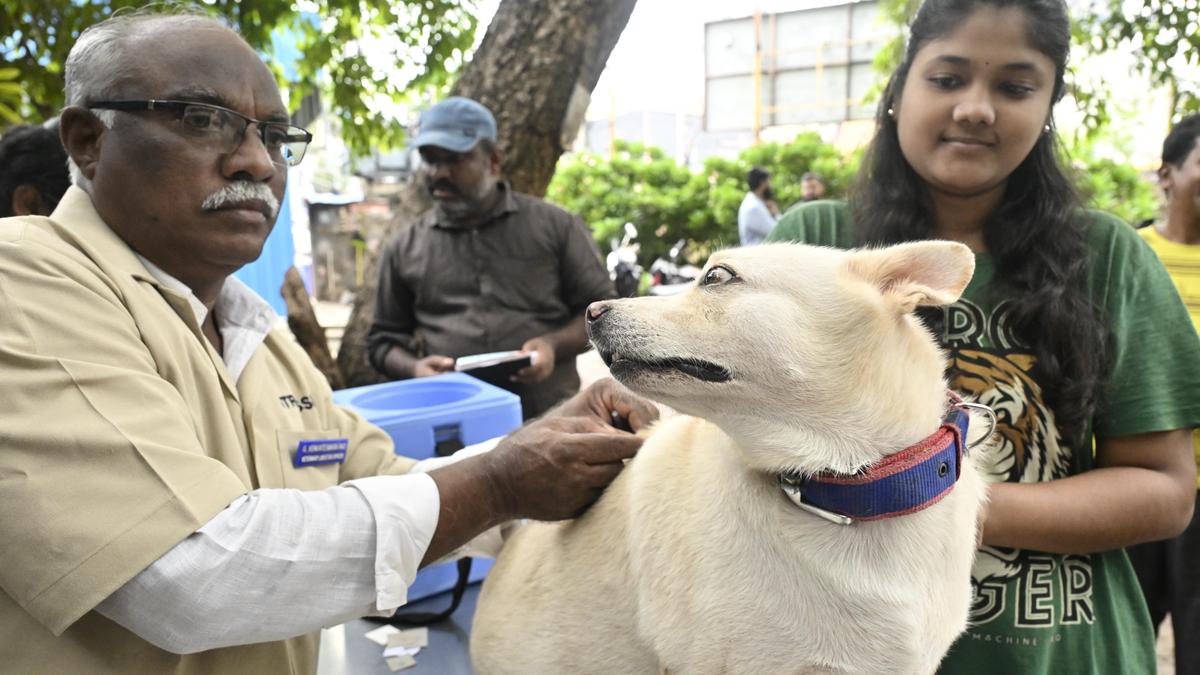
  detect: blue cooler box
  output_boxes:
[333,373,522,601]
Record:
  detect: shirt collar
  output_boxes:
[135,254,212,326]
[48,187,277,382]
[135,254,278,382]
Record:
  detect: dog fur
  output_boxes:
[470,241,988,675]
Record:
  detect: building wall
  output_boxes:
[704,1,891,132]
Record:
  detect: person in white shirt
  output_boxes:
[737,166,780,245]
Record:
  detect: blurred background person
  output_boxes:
[799,171,826,202]
[1127,112,1200,675]
[0,119,69,218]
[737,166,778,245]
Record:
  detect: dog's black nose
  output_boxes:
[586,302,611,324]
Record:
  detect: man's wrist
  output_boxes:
[383,346,418,379]
[478,450,518,524]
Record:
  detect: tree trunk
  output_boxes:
[451,0,637,196]
[333,0,637,387]
[281,266,346,390]
[336,181,433,388]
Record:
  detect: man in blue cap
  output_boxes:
[368,96,616,419]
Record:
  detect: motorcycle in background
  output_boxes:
[648,238,701,296]
[607,222,642,298]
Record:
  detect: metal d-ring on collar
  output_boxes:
[958,401,997,453]
[778,475,854,525]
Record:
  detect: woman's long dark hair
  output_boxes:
[853,0,1107,446]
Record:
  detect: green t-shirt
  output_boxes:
[768,201,1200,675]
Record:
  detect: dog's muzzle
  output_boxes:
[586,301,731,383]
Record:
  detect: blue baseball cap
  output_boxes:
[412,96,497,153]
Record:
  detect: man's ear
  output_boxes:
[11,184,49,217]
[844,240,976,313]
[1158,164,1173,194]
[488,145,503,175]
[59,106,107,183]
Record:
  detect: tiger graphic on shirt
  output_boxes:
[935,298,1095,630]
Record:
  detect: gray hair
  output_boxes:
[63,6,230,186]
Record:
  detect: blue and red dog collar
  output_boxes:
[779,394,971,525]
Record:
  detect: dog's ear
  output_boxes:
[844,241,975,313]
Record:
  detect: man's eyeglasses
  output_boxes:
[89,100,313,167]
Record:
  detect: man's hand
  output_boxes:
[414,355,455,377]
[421,412,644,563]
[551,377,659,433]
[482,415,643,521]
[512,337,555,384]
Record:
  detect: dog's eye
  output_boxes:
[701,266,735,286]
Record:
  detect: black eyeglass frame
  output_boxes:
[88,99,313,167]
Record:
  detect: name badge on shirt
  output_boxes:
[294,438,349,468]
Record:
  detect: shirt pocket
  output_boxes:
[276,428,346,491]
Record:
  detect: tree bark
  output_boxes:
[333,0,637,387]
[281,266,346,390]
[335,270,389,389]
[450,0,638,196]
[335,181,433,388]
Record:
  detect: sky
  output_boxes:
[473,0,844,120]
[589,0,833,118]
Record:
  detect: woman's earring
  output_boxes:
[887,107,896,119]
[1043,123,1051,134]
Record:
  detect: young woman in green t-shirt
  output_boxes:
[768,0,1200,672]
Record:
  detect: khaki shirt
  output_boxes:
[0,187,415,673]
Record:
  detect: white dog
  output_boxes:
[471,241,988,675]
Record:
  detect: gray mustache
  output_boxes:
[201,182,279,217]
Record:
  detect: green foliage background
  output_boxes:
[1063,138,1161,227]
[3,0,1169,237]
[547,134,859,267]
[0,0,478,156]
[1073,0,1200,128]
[549,133,1162,264]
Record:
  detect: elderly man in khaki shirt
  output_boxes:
[0,10,654,674]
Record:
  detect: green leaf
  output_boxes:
[549,134,860,265]
[0,0,477,154]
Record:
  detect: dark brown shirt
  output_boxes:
[367,183,615,418]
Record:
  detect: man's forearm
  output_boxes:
[381,345,420,379]
[421,452,513,564]
[97,477,439,654]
